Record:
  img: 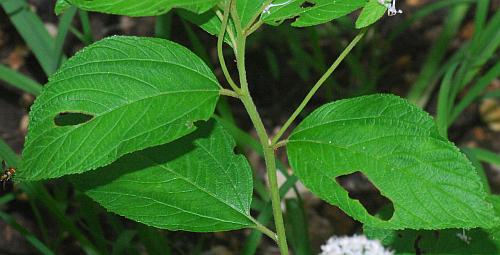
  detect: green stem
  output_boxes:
[274,140,288,150]
[233,11,289,254]
[220,88,240,98]
[245,0,273,33]
[271,28,367,145]
[240,95,289,255]
[254,221,278,242]
[217,0,240,93]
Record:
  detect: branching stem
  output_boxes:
[231,4,289,253]
[271,28,368,145]
[220,88,239,98]
[217,2,368,254]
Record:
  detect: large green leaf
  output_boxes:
[72,120,255,232]
[56,0,218,16]
[287,94,497,229]
[262,0,367,27]
[364,195,500,254]
[20,36,220,181]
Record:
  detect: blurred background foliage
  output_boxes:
[0,0,499,254]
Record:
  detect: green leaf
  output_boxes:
[177,9,236,47]
[2,0,64,75]
[287,94,497,229]
[355,0,386,29]
[58,0,219,16]
[20,36,220,181]
[237,0,266,28]
[0,64,42,96]
[364,195,500,254]
[72,120,255,232]
[262,0,367,27]
[55,0,71,15]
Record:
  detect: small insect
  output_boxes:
[1,160,16,189]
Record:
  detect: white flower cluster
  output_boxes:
[319,235,394,255]
[378,0,403,16]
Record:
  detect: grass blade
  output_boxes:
[467,148,500,166]
[285,198,312,255]
[111,230,137,255]
[54,6,77,67]
[436,63,459,138]
[1,0,60,75]
[406,4,469,105]
[0,212,56,255]
[138,225,171,255]
[0,139,100,255]
[79,10,94,44]
[450,62,500,123]
[0,64,42,96]
[155,12,173,39]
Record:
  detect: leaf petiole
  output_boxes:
[271,28,368,145]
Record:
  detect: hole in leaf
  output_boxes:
[335,171,394,220]
[300,1,316,8]
[282,15,300,25]
[54,112,94,126]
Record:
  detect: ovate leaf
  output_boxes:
[262,0,367,27]
[287,94,497,229]
[57,0,219,16]
[73,120,255,232]
[355,0,386,29]
[20,36,220,181]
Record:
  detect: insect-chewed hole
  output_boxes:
[335,171,394,220]
[300,1,316,8]
[54,112,94,126]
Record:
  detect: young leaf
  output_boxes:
[72,120,256,232]
[57,0,219,16]
[355,0,387,29]
[287,94,497,229]
[177,9,236,47]
[262,0,367,27]
[237,0,266,28]
[20,36,220,181]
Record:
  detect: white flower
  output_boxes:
[319,235,394,255]
[378,0,403,16]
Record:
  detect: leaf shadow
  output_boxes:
[69,119,217,191]
[390,228,498,254]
